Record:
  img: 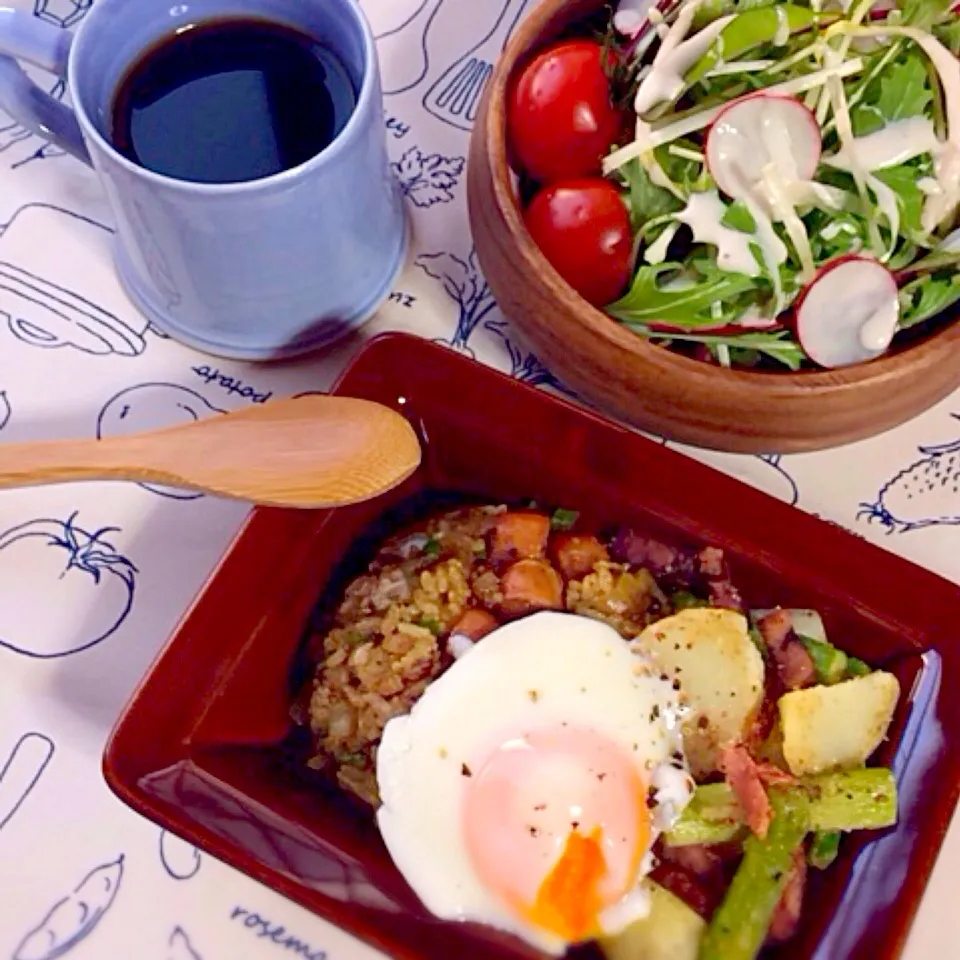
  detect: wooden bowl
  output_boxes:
[468,0,960,453]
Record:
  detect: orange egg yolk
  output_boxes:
[462,724,650,943]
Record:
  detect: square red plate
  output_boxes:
[104,332,960,960]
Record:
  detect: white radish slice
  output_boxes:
[795,256,900,368]
[705,93,822,202]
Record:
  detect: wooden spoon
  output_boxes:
[0,395,422,508]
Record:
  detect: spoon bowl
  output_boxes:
[0,394,422,508]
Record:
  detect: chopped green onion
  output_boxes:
[550,507,580,531]
[423,536,441,558]
[672,590,710,611]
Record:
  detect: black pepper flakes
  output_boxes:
[534,803,547,811]
[597,772,607,781]
[529,826,540,837]
[528,689,540,703]
[461,763,473,777]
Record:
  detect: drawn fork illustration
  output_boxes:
[423,0,529,131]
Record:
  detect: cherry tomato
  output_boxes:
[523,179,633,307]
[507,39,624,183]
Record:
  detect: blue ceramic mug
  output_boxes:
[0,0,408,360]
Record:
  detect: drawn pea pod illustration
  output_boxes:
[0,205,150,357]
[14,855,124,960]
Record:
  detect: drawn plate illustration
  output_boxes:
[13,855,124,960]
[0,513,137,658]
[0,205,150,357]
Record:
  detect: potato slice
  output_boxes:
[599,880,705,960]
[778,671,900,776]
[634,608,765,776]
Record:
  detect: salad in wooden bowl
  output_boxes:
[469,0,960,451]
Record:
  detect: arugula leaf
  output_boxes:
[649,329,805,370]
[898,0,952,30]
[851,52,933,136]
[654,143,714,196]
[609,262,758,326]
[722,201,757,234]
[873,162,929,241]
[898,272,960,329]
[620,160,682,231]
[934,20,960,57]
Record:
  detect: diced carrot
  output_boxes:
[489,512,551,567]
[451,608,499,642]
[499,559,563,618]
[551,534,609,580]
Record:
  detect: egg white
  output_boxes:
[376,611,693,955]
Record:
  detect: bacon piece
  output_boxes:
[768,847,808,943]
[755,760,797,788]
[720,744,773,839]
[489,512,550,568]
[698,546,744,612]
[551,533,609,580]
[609,532,700,587]
[649,862,723,920]
[498,559,563,618]
[659,843,725,877]
[756,608,816,690]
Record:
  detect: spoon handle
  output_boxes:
[0,436,171,491]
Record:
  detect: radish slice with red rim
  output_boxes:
[795,256,900,369]
[705,93,822,203]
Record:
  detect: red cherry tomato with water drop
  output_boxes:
[523,179,633,307]
[507,39,624,183]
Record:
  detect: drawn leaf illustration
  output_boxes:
[416,252,472,305]
[393,147,465,207]
[14,855,124,960]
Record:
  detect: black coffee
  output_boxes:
[110,18,357,184]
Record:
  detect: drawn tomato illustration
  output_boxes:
[0,513,137,658]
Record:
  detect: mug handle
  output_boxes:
[0,7,89,165]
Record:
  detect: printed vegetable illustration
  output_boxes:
[159,829,202,880]
[0,513,137,658]
[858,415,960,532]
[0,732,54,831]
[167,926,202,960]
[484,316,572,394]
[14,855,124,960]
[97,383,225,500]
[35,0,91,29]
[415,248,497,355]
[392,146,464,207]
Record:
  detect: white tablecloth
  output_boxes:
[0,0,957,957]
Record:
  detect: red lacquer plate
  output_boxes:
[103,332,960,960]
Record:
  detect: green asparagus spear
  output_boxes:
[666,768,897,846]
[796,633,848,685]
[698,794,809,960]
[808,831,842,869]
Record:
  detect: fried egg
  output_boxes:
[376,611,695,955]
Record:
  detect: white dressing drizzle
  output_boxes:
[674,189,765,276]
[832,25,960,231]
[634,12,735,115]
[823,116,940,172]
[604,58,865,174]
[858,296,901,353]
[644,222,680,264]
